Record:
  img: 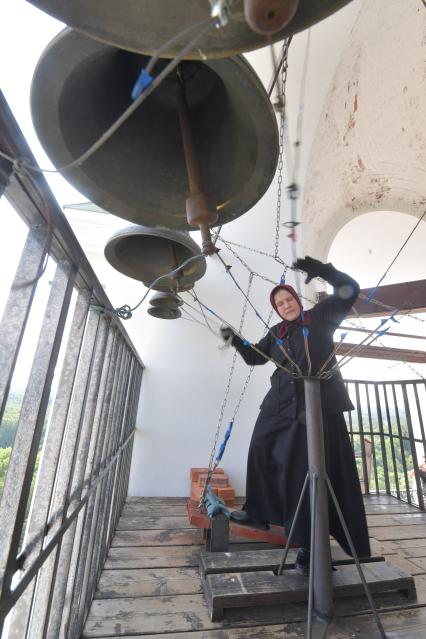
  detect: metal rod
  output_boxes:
[0,225,47,424]
[355,383,370,496]
[325,475,387,639]
[304,377,333,622]
[0,261,76,635]
[277,473,309,575]
[306,472,318,639]
[374,384,391,494]
[383,384,400,499]
[9,288,91,637]
[402,384,425,510]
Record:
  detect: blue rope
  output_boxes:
[215,421,233,462]
[131,68,153,101]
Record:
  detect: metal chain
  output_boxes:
[200,274,255,506]
[218,236,289,286]
[230,305,277,422]
[217,236,287,264]
[274,40,289,260]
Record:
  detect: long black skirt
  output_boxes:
[244,410,371,557]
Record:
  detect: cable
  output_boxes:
[0,17,219,177]
[90,253,207,320]
[365,209,426,304]
[341,322,426,341]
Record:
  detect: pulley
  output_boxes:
[28,1,352,59]
[104,224,206,291]
[31,28,279,248]
[149,292,184,308]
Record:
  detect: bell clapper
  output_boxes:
[174,67,219,257]
[243,0,300,35]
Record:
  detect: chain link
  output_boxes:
[218,236,289,286]
[217,236,287,264]
[200,274,255,506]
[274,40,290,260]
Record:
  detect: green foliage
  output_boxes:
[0,447,12,494]
[0,392,22,447]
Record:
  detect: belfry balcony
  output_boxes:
[1,10,426,636]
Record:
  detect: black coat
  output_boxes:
[231,266,371,557]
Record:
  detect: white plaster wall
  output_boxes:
[302,0,426,261]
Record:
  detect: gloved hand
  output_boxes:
[292,256,329,284]
[220,325,235,347]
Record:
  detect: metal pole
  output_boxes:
[304,377,333,623]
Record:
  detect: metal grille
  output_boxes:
[345,379,426,510]
[0,92,143,638]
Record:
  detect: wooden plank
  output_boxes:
[82,593,307,636]
[369,525,426,541]
[334,605,426,639]
[383,555,426,576]
[367,513,426,527]
[408,557,426,571]
[125,497,188,505]
[334,343,426,364]
[200,549,298,575]
[111,528,285,548]
[121,504,188,516]
[87,622,355,639]
[363,503,421,515]
[105,546,201,569]
[363,495,410,505]
[94,567,202,598]
[116,515,192,530]
[319,280,426,317]
[204,562,415,619]
[200,547,380,577]
[112,529,204,547]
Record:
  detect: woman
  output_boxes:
[221,256,370,572]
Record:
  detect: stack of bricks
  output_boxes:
[190,467,235,507]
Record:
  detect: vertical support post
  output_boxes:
[304,377,333,623]
[402,383,425,510]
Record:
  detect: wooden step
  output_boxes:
[199,547,384,576]
[203,561,416,621]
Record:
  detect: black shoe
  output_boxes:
[295,548,310,576]
[229,510,270,530]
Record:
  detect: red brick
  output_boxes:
[217,487,235,502]
[190,484,218,503]
[198,473,229,488]
[190,467,225,483]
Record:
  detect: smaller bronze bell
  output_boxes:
[104,224,206,291]
[149,292,184,308]
[147,305,182,320]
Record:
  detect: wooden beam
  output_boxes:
[334,342,426,363]
[319,280,426,317]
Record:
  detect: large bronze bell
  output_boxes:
[30,28,278,236]
[149,292,184,308]
[28,1,352,59]
[104,224,206,291]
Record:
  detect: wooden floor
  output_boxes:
[82,495,426,638]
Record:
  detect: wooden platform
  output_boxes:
[82,495,426,638]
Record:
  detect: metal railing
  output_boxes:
[345,379,426,510]
[0,92,144,638]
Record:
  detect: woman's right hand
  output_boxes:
[220,325,235,347]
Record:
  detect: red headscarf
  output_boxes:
[270,284,310,339]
